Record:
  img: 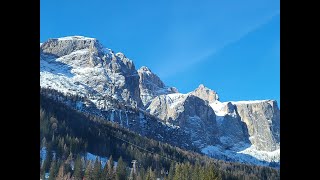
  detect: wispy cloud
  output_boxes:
[154,2,279,79]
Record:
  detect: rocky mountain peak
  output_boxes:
[138,66,178,107]
[138,66,164,87]
[40,36,107,58]
[115,52,126,59]
[138,66,151,73]
[190,84,219,103]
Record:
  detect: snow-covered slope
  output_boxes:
[40,36,280,168]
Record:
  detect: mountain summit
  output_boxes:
[40,36,280,167]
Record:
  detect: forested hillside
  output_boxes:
[40,90,280,180]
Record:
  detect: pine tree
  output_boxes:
[48,159,58,180]
[57,162,65,180]
[101,162,107,180]
[167,162,175,180]
[103,155,114,180]
[181,163,191,180]
[145,167,156,180]
[84,160,93,180]
[173,163,182,180]
[198,165,206,180]
[92,157,102,180]
[115,156,127,180]
[73,155,83,180]
[41,137,47,149]
[192,163,201,180]
[137,167,145,180]
[204,163,220,180]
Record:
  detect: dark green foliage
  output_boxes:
[103,155,115,180]
[93,157,102,180]
[84,160,93,180]
[145,167,156,180]
[167,161,175,180]
[73,155,83,180]
[116,156,127,180]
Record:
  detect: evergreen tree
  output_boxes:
[57,162,65,180]
[92,157,102,180]
[137,167,146,180]
[198,165,206,180]
[101,161,107,180]
[173,163,182,180]
[167,162,175,180]
[192,163,201,180]
[104,155,115,180]
[73,155,83,180]
[181,163,191,180]
[84,160,93,180]
[41,137,47,149]
[145,167,156,180]
[204,163,220,180]
[48,159,58,180]
[115,156,127,180]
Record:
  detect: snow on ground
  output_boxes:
[40,148,114,169]
[167,93,187,108]
[57,36,96,41]
[230,100,270,104]
[238,145,280,163]
[86,152,109,167]
[209,101,228,116]
[201,144,280,167]
[40,147,46,162]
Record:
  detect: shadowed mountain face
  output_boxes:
[40,36,280,167]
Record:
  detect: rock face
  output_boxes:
[190,84,219,103]
[41,36,103,58]
[147,94,219,147]
[40,36,142,107]
[40,36,280,167]
[138,66,177,107]
[212,102,251,147]
[233,100,280,151]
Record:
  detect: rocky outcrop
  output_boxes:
[190,84,219,103]
[40,36,106,58]
[213,102,251,147]
[138,66,178,107]
[40,36,142,107]
[147,94,219,147]
[233,100,280,151]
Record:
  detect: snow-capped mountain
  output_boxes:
[40,36,280,167]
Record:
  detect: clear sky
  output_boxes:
[40,0,280,106]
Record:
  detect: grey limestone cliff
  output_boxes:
[233,100,280,151]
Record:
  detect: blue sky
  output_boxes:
[41,0,280,105]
